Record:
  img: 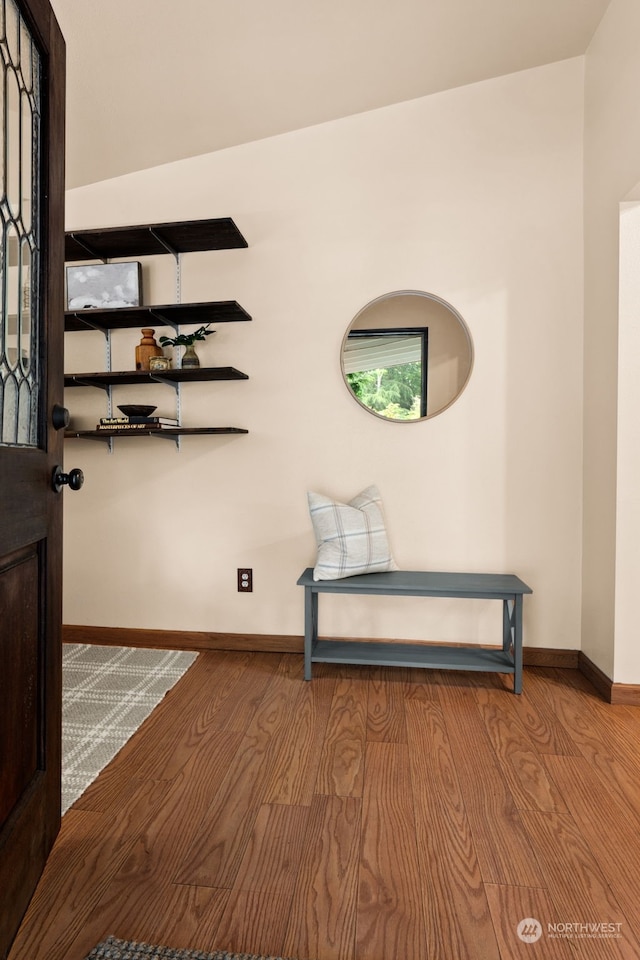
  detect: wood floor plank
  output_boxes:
[485,884,576,959]
[211,888,295,958]
[438,681,545,887]
[67,880,230,960]
[366,671,406,742]
[527,668,640,824]
[74,730,242,908]
[174,657,302,888]
[128,731,245,875]
[519,810,640,959]
[50,732,242,960]
[403,677,442,700]
[21,733,241,958]
[264,672,335,805]
[316,678,368,797]
[212,803,311,956]
[283,794,361,960]
[69,760,157,818]
[567,667,640,751]
[128,882,230,953]
[206,650,284,733]
[440,667,513,691]
[228,802,311,894]
[7,783,173,960]
[473,686,569,813]
[544,754,640,940]
[356,741,426,960]
[76,650,250,802]
[506,668,581,756]
[405,699,500,960]
[314,661,374,682]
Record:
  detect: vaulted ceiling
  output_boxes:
[51,0,612,189]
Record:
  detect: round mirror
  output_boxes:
[341,290,473,421]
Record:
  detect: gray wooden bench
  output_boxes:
[297,568,533,693]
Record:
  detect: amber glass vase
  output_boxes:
[135,329,163,371]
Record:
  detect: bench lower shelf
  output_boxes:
[311,639,515,674]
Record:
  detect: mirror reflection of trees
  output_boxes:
[346,360,423,420]
[343,328,428,421]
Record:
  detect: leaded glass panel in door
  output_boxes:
[0,0,41,446]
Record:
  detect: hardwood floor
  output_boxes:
[9,652,640,960]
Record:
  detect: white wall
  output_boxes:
[616,200,640,681]
[583,0,640,681]
[63,58,584,652]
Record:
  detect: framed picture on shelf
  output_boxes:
[66,261,142,310]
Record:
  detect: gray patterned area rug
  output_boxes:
[84,936,293,960]
[63,644,197,813]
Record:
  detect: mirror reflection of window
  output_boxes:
[343,328,428,420]
[341,291,473,422]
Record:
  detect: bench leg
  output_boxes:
[503,597,522,694]
[304,587,318,681]
[503,599,514,653]
[513,594,523,694]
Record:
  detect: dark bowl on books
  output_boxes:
[117,404,157,418]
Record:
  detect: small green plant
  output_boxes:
[159,323,215,348]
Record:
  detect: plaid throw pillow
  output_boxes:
[307,484,398,581]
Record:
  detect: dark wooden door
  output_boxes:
[0,0,65,956]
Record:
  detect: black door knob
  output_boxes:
[52,466,84,493]
[52,404,71,430]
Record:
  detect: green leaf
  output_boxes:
[158,324,215,347]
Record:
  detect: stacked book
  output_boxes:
[97,416,179,431]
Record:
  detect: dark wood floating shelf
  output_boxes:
[64,301,252,332]
[64,218,251,451]
[65,217,248,261]
[64,367,248,388]
[64,427,248,442]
